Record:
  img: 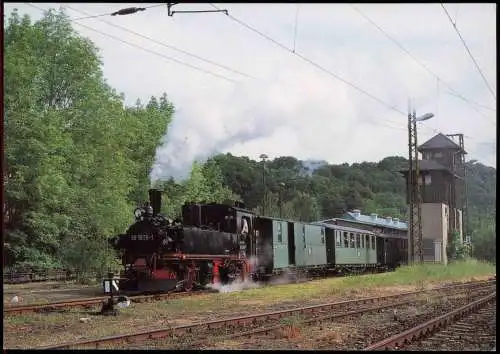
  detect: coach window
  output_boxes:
[371,235,376,249]
[336,231,341,247]
[343,232,349,248]
[361,234,365,249]
[350,233,355,248]
[356,234,361,248]
[277,223,283,243]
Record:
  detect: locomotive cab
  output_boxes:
[181,203,255,234]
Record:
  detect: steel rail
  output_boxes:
[4,290,215,315]
[37,280,495,350]
[363,291,497,351]
[192,285,497,344]
[5,279,493,315]
[403,303,496,351]
[4,279,494,315]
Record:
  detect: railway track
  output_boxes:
[3,290,216,315]
[365,291,496,351]
[203,285,496,350]
[202,285,497,350]
[3,279,494,316]
[36,280,495,350]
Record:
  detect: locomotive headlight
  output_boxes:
[134,208,143,218]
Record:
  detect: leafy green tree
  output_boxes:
[155,162,240,219]
[447,231,469,261]
[468,211,496,263]
[4,9,173,272]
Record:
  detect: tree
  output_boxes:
[154,161,240,219]
[447,231,469,261]
[469,212,496,263]
[4,9,174,271]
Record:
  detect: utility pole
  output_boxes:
[414,114,424,265]
[407,107,416,264]
[408,101,428,265]
[260,154,268,216]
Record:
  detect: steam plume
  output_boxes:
[148,81,294,184]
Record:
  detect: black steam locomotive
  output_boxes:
[109,189,255,292]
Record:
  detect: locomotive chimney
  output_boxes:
[148,189,162,216]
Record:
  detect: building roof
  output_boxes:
[312,221,376,235]
[418,133,466,153]
[399,159,453,174]
[319,210,408,231]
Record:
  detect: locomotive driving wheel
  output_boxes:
[183,266,196,292]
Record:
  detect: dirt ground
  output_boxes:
[3,274,494,349]
[3,282,102,305]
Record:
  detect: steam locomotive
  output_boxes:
[108,189,407,293]
[108,189,256,292]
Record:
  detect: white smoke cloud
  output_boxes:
[149,65,356,184]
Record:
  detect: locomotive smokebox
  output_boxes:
[148,189,162,216]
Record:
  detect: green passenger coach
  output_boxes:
[252,215,405,280]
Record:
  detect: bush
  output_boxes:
[447,230,468,261]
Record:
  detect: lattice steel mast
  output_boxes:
[408,103,424,264]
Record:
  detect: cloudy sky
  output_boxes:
[5,3,497,180]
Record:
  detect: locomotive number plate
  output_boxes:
[131,234,154,241]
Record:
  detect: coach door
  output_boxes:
[376,236,385,264]
[287,222,296,265]
[325,228,335,265]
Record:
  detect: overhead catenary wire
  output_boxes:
[292,4,300,53]
[206,4,445,140]
[69,4,164,21]
[64,4,254,79]
[440,3,497,102]
[93,5,480,143]
[351,5,496,115]
[207,3,493,153]
[26,3,239,84]
[207,2,464,141]
[208,3,406,116]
